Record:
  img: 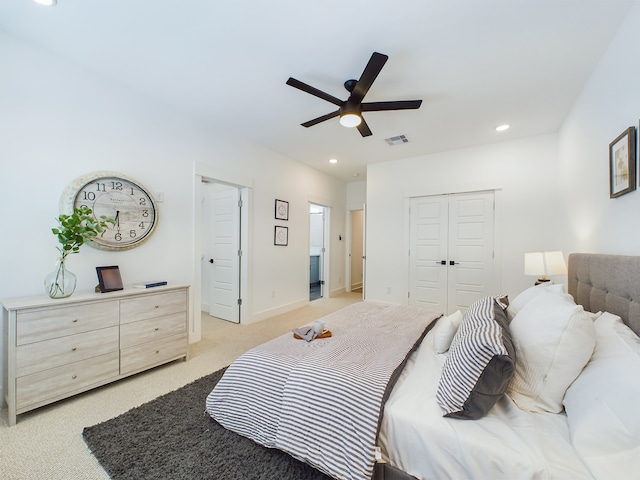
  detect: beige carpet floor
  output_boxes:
[0,292,362,480]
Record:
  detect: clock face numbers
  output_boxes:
[73,176,157,250]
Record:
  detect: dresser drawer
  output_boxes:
[120,332,187,375]
[16,351,120,410]
[16,301,119,345]
[16,326,119,377]
[120,312,186,349]
[120,290,187,324]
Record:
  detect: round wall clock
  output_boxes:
[60,171,158,251]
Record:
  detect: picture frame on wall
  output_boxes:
[274,226,288,246]
[609,126,636,198]
[275,199,289,220]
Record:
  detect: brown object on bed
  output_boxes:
[293,330,332,339]
[568,253,640,336]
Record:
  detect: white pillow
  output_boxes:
[563,312,640,480]
[507,282,567,320]
[432,310,463,354]
[507,290,596,413]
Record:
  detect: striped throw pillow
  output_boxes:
[436,296,515,419]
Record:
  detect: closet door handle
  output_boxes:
[437,260,446,265]
[449,260,459,265]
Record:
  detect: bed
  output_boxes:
[206,253,640,480]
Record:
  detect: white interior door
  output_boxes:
[349,209,364,292]
[446,192,495,313]
[409,191,495,315]
[409,196,448,311]
[208,186,240,322]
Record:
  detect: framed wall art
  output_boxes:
[275,199,289,220]
[274,226,288,246]
[609,126,636,198]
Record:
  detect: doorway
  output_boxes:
[309,203,326,301]
[201,182,242,323]
[349,209,364,296]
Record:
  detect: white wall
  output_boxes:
[365,3,640,306]
[366,135,561,305]
[557,2,640,255]
[346,181,366,211]
[0,32,347,402]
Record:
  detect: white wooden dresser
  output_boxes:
[2,284,189,426]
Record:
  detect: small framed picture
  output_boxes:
[274,226,288,246]
[609,126,636,198]
[275,199,289,220]
[96,265,124,293]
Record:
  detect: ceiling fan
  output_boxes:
[286,52,422,137]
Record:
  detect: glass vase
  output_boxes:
[45,258,77,299]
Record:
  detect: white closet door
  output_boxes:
[208,186,240,323]
[447,191,495,313]
[409,196,448,311]
[409,191,495,315]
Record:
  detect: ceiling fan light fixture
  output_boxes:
[339,113,362,128]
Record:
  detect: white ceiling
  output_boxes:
[0,0,634,182]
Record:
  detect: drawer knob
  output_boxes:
[155,327,159,331]
[155,350,160,354]
[72,347,77,351]
[72,319,78,323]
[154,305,159,309]
[72,375,77,380]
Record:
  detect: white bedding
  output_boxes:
[379,326,594,479]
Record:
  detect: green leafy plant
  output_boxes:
[52,206,115,260]
[47,207,115,298]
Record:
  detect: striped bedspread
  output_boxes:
[206,302,439,480]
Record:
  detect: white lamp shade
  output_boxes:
[524,251,567,277]
[544,251,567,275]
[524,252,545,276]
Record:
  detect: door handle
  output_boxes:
[449,260,459,265]
[437,260,446,265]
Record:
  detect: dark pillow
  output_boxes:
[436,296,515,420]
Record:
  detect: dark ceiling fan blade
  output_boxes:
[350,52,388,104]
[361,99,423,111]
[356,118,373,137]
[286,77,343,106]
[301,110,340,127]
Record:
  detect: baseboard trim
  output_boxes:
[249,299,308,324]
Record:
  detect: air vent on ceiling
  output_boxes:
[385,135,409,146]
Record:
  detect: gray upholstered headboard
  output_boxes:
[568,253,640,336]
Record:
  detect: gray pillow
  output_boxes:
[436,296,515,420]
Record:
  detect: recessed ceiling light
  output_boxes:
[496,124,510,132]
[329,158,338,164]
[34,0,57,5]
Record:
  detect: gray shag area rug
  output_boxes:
[83,367,332,480]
